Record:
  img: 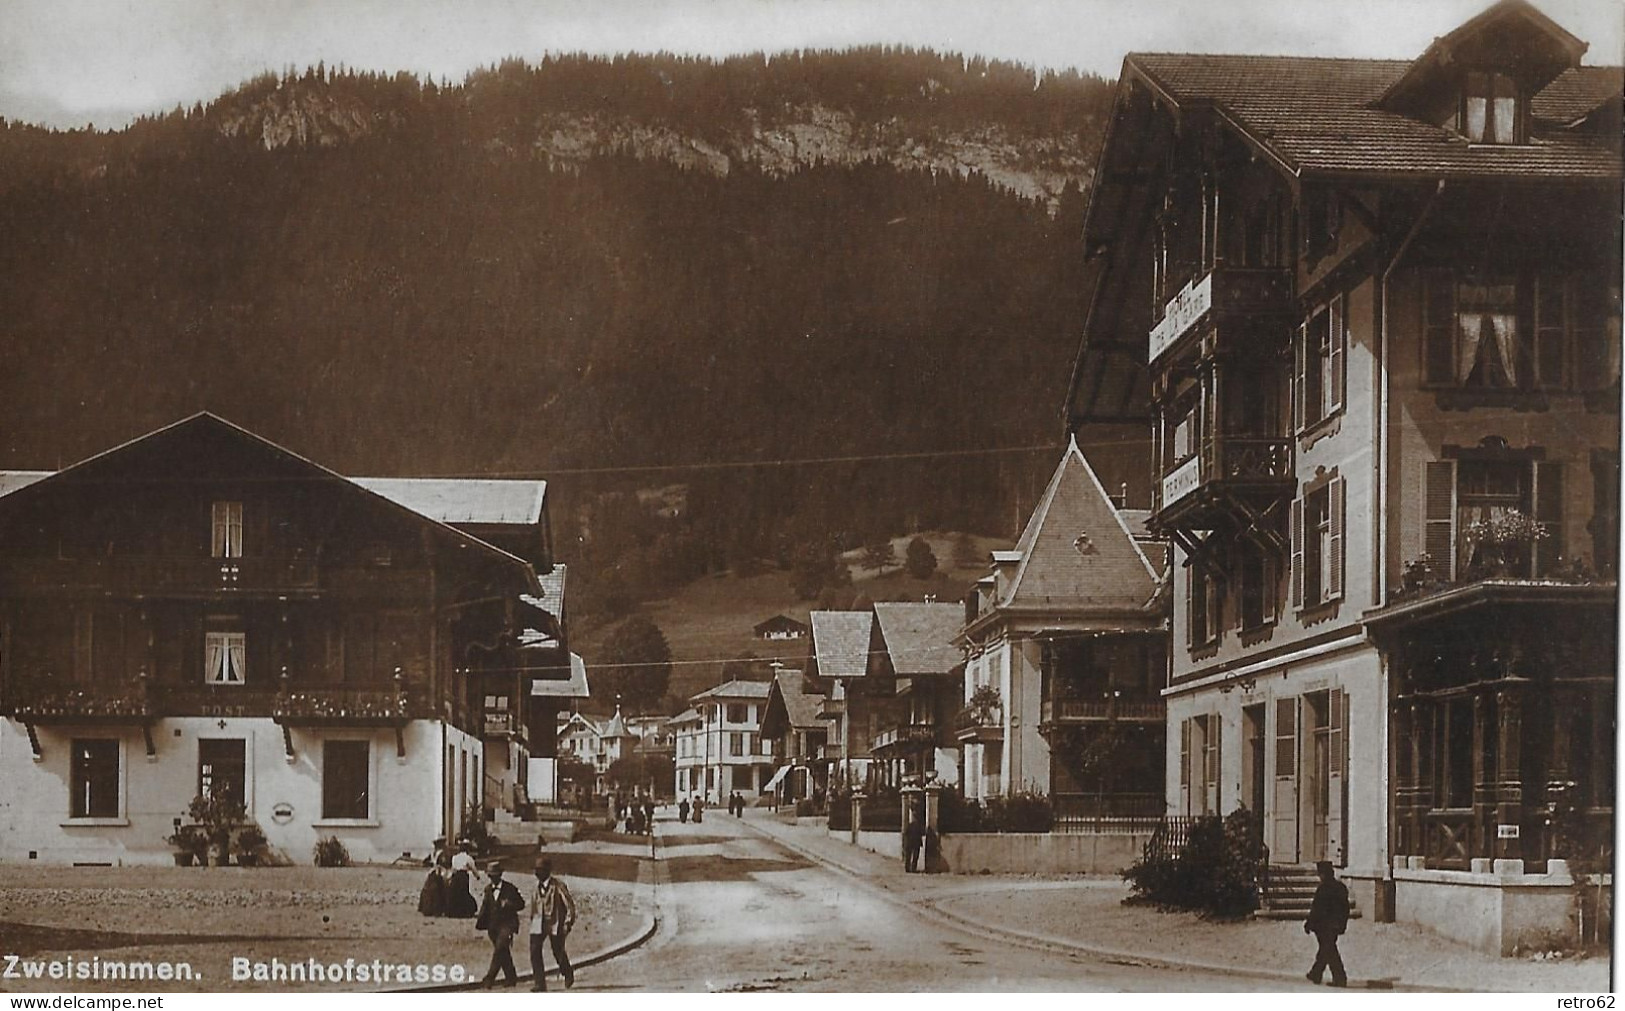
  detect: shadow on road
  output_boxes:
[662,854,813,883]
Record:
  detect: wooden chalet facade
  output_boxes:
[1066,0,1619,952]
[0,414,572,864]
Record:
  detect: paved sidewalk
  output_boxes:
[742,812,1610,993]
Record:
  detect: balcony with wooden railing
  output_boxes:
[1040,697,1164,727]
[1152,434,1293,531]
[1148,266,1294,366]
[1,672,155,724]
[0,555,321,597]
[871,720,936,754]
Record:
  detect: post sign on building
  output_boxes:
[1496,824,1519,839]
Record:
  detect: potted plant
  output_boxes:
[1463,507,1548,577]
[233,824,268,867]
[165,824,209,867]
[186,793,248,867]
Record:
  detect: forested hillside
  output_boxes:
[0,50,1141,620]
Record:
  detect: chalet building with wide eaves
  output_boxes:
[1066,0,1619,953]
[0,414,577,865]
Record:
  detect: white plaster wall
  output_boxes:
[1162,643,1384,875]
[0,717,460,866]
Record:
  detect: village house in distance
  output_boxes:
[1067,0,1619,953]
[0,413,580,865]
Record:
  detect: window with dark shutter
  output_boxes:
[1535,275,1569,389]
[1290,497,1305,608]
[1423,270,1456,385]
[322,740,370,820]
[1592,451,1620,578]
[1327,476,1345,601]
[1424,461,1457,580]
[1532,461,1564,577]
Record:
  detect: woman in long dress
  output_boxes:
[417,851,449,916]
[446,841,479,918]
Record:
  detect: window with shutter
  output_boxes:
[1291,497,1305,608]
[1424,461,1457,579]
[1535,275,1569,389]
[1327,476,1345,601]
[1532,461,1563,576]
[1423,270,1456,385]
[1179,717,1191,814]
[1592,451,1620,579]
[1294,322,1308,431]
[1328,296,1346,415]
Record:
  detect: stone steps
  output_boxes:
[1258,865,1362,921]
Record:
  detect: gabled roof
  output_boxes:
[352,477,546,526]
[1124,52,1621,181]
[530,653,590,698]
[760,669,826,738]
[666,708,702,727]
[0,413,541,592]
[1376,0,1588,114]
[998,438,1159,612]
[602,707,635,739]
[753,613,809,634]
[810,610,875,678]
[689,678,772,703]
[872,602,964,676]
[0,471,50,498]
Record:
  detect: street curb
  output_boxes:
[739,818,1470,994]
[398,832,664,994]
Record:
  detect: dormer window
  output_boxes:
[1462,71,1522,144]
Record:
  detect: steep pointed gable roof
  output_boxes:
[760,669,826,737]
[1002,437,1158,611]
[809,610,875,678]
[872,602,964,676]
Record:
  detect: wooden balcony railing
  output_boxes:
[1154,435,1293,514]
[1149,266,1294,365]
[1041,698,1164,723]
[0,555,320,595]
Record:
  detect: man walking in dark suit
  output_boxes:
[475,860,526,988]
[1304,859,1350,987]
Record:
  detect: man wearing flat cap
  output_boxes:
[476,860,527,987]
[527,856,577,991]
[1303,860,1350,987]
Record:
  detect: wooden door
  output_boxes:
[1271,696,1298,862]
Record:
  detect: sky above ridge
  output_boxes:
[2,0,1620,129]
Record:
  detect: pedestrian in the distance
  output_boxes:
[643,797,655,834]
[693,796,704,823]
[678,797,690,823]
[475,861,526,988]
[1304,860,1350,987]
[527,856,577,991]
[903,817,925,873]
